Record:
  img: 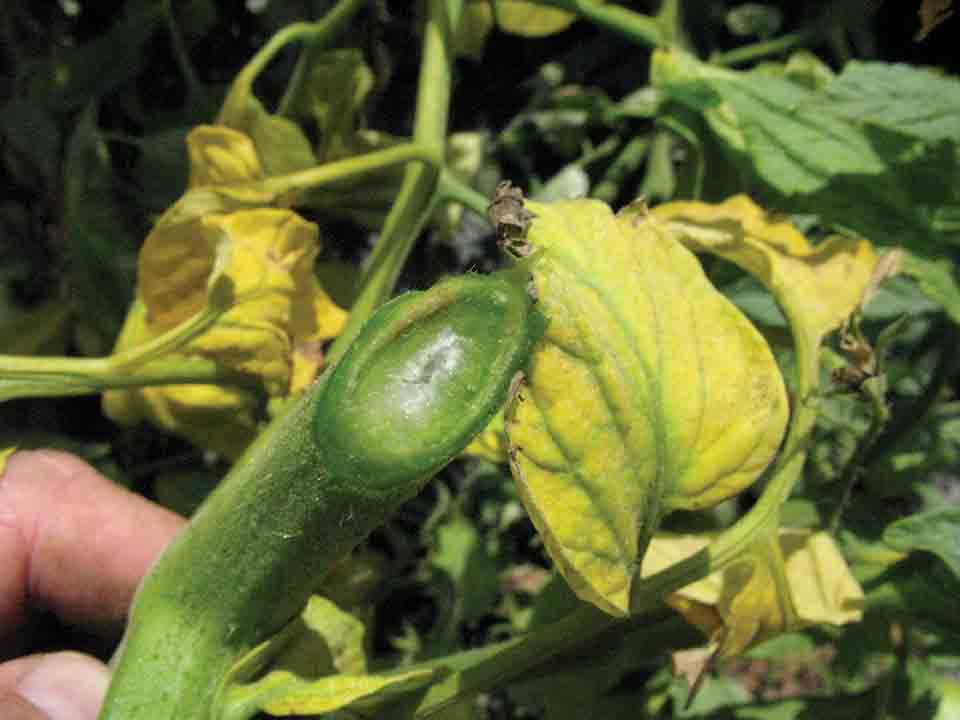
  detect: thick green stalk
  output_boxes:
[98,270,539,719]
[328,0,464,364]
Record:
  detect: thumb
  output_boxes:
[0,652,110,720]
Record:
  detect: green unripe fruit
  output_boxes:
[99,269,539,719]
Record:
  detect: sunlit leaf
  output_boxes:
[651,49,886,195]
[643,530,865,658]
[650,195,877,347]
[505,198,788,615]
[456,1,596,58]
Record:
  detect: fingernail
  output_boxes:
[17,652,110,720]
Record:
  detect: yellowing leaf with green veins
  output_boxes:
[504,199,788,616]
[642,530,864,658]
[649,195,877,346]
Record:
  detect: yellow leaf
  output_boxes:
[650,195,877,346]
[463,408,509,464]
[102,298,260,457]
[456,1,600,58]
[642,530,865,658]
[268,596,368,679]
[252,667,438,716]
[505,198,788,615]
[0,447,17,474]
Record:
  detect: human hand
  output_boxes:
[0,450,184,720]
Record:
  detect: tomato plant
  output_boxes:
[1,2,958,719]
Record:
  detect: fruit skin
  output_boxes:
[98,269,540,720]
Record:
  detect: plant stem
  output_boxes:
[536,0,666,49]
[437,169,491,220]
[711,27,820,67]
[277,0,370,117]
[0,302,254,401]
[217,0,364,124]
[261,142,434,197]
[161,0,212,114]
[328,0,464,364]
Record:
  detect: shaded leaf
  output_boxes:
[63,106,137,351]
[23,1,162,111]
[505,198,788,615]
[900,249,960,324]
[884,507,960,579]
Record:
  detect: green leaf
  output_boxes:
[432,513,499,627]
[651,49,886,195]
[0,97,60,178]
[884,507,960,579]
[24,1,163,111]
[63,106,137,350]
[900,250,960,324]
[505,198,789,615]
[822,61,960,143]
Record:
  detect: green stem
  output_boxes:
[277,0,369,117]
[711,27,820,67]
[536,0,666,49]
[327,0,464,364]
[161,0,211,112]
[260,142,434,197]
[437,169,491,220]
[0,303,255,401]
[217,0,363,124]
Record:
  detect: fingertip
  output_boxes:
[0,652,109,720]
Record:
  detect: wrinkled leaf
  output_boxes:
[505,198,788,615]
[651,195,877,346]
[651,49,886,195]
[822,61,960,143]
[884,507,960,579]
[104,126,346,458]
[643,530,865,658]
